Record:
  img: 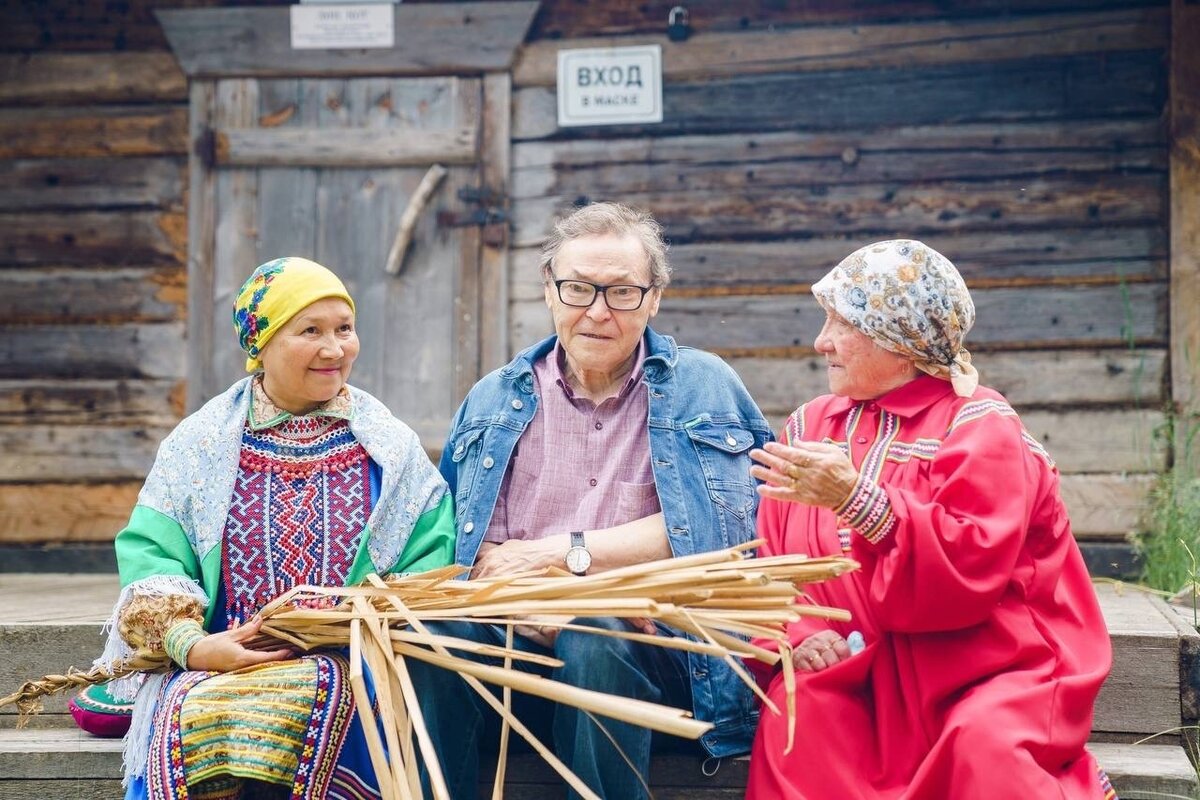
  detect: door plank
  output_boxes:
[215,126,478,168]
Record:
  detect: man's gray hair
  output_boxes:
[539,202,672,288]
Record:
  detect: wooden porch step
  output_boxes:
[0,729,1194,799]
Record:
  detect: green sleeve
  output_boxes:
[388,492,456,574]
[114,505,202,588]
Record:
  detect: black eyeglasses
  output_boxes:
[552,278,655,311]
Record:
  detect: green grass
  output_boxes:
[1136,413,1200,600]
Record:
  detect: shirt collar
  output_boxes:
[819,373,955,420]
[551,339,646,402]
[248,375,354,430]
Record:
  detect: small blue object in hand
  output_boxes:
[847,630,866,655]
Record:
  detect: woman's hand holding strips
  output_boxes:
[185,614,297,672]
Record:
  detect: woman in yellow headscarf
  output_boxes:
[78,257,455,799]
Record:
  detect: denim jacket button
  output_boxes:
[464,522,475,533]
[725,435,736,446]
[454,445,464,456]
[482,456,495,468]
[511,398,524,410]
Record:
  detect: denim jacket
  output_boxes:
[438,326,774,756]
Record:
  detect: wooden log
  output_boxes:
[0,106,188,160]
[1000,408,1165,473]
[528,0,1165,39]
[726,349,1167,416]
[512,283,1166,357]
[214,126,478,167]
[0,158,185,213]
[509,227,1168,300]
[514,8,1168,87]
[0,53,186,105]
[0,425,168,482]
[0,483,142,543]
[510,174,1165,247]
[0,210,185,266]
[1059,474,1155,540]
[510,121,1166,200]
[512,119,1165,170]
[1170,0,1200,469]
[0,267,185,324]
[512,50,1165,141]
[0,323,186,381]
[156,3,538,78]
[0,379,183,426]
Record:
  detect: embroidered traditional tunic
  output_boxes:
[105,377,455,800]
[746,376,1114,800]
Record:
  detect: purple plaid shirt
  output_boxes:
[485,342,661,543]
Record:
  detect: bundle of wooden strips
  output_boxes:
[0,541,857,800]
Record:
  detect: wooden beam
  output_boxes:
[514,9,1168,87]
[0,379,183,427]
[0,426,166,482]
[0,210,185,266]
[512,51,1164,141]
[509,227,1167,300]
[1059,473,1155,540]
[214,126,478,167]
[0,158,185,213]
[156,3,539,79]
[510,120,1165,201]
[0,53,186,106]
[0,266,185,325]
[0,323,186,381]
[512,283,1166,356]
[187,81,218,412]
[0,106,188,160]
[528,0,1165,39]
[1171,0,1200,469]
[0,483,141,543]
[510,174,1165,248]
[479,73,513,371]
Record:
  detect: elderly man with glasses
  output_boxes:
[412,202,773,799]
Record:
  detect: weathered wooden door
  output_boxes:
[159,4,537,448]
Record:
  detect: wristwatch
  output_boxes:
[565,530,592,576]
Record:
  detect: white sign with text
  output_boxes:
[290,4,395,50]
[557,45,663,127]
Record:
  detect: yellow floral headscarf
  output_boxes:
[233,257,355,373]
[812,240,979,397]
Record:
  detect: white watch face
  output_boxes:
[565,546,591,575]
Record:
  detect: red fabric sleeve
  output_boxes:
[858,410,1037,633]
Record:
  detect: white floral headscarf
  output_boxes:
[812,239,979,397]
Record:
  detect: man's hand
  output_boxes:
[513,614,573,648]
[185,615,297,672]
[471,538,562,579]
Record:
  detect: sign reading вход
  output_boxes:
[557,45,663,127]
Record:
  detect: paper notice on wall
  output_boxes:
[290,4,395,49]
[557,45,663,127]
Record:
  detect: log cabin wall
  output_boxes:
[0,1,1174,570]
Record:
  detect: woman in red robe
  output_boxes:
[746,240,1115,799]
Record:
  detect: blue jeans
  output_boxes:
[411,617,695,800]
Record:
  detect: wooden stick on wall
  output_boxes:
[385,163,448,277]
